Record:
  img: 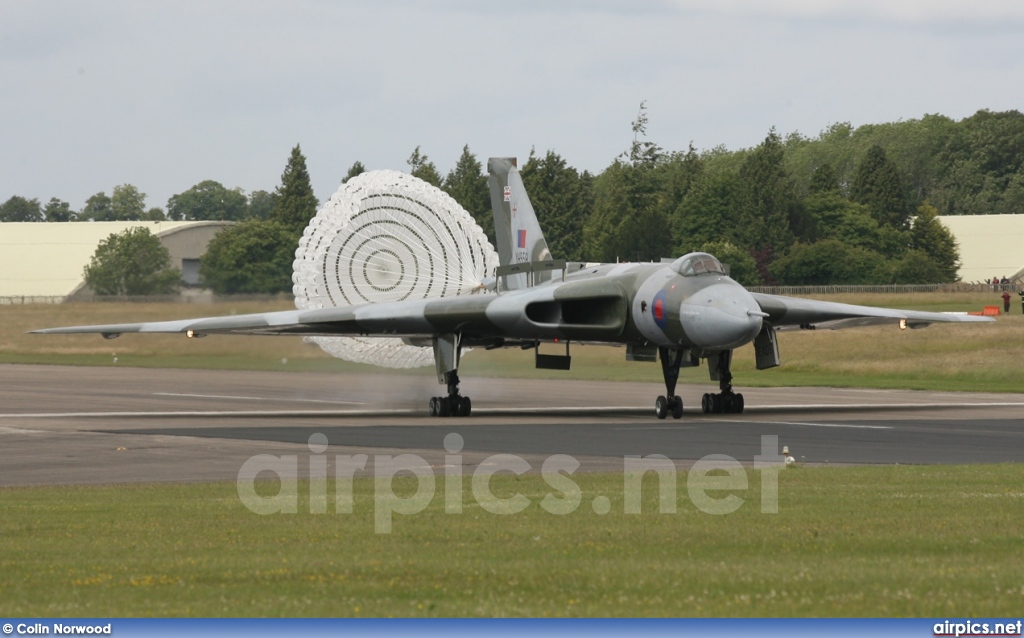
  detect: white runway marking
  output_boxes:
[761,402,1024,410]
[0,407,645,419]
[724,419,893,430]
[0,409,413,419]
[153,392,365,405]
[614,426,697,431]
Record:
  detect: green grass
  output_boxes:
[3,293,1023,392]
[2,465,1023,617]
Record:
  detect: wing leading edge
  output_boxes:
[752,292,996,330]
[31,297,488,339]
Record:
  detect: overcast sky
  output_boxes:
[3,0,1024,212]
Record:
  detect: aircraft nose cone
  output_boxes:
[680,284,764,350]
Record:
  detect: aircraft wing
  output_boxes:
[31,296,497,340]
[751,292,996,330]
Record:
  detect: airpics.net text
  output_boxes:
[236,433,786,533]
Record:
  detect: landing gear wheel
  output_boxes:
[655,395,669,420]
[671,395,684,419]
[700,388,744,414]
[428,394,473,417]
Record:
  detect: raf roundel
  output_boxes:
[652,289,669,331]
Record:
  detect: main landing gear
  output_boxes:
[428,334,472,417]
[654,347,685,420]
[428,370,472,417]
[701,350,744,414]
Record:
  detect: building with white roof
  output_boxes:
[938,214,1024,283]
[0,221,231,299]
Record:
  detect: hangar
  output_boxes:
[0,221,231,299]
[938,214,1024,284]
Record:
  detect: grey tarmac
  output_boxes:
[1,364,1022,487]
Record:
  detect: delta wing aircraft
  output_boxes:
[35,158,994,418]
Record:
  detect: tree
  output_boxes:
[739,129,800,252]
[886,250,949,284]
[934,109,1024,214]
[674,171,749,254]
[909,202,960,281]
[44,198,74,222]
[851,145,909,229]
[0,196,43,222]
[585,106,673,262]
[808,162,840,195]
[80,192,113,221]
[110,184,148,221]
[82,227,181,295]
[342,161,366,184]
[407,146,442,187]
[144,207,167,221]
[770,240,887,285]
[657,144,705,227]
[620,101,663,166]
[585,160,673,262]
[519,149,593,261]
[700,240,759,286]
[442,146,491,242]
[167,180,248,221]
[199,220,296,294]
[248,190,276,220]
[270,144,319,235]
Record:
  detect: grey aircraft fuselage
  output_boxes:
[276,255,760,358]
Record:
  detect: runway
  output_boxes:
[2,363,1023,486]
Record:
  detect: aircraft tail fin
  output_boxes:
[487,157,554,289]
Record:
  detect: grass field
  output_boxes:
[2,294,1023,618]
[3,293,1022,392]
[1,465,1023,617]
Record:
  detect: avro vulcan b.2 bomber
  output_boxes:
[35,158,993,418]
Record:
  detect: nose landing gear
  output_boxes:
[655,347,686,420]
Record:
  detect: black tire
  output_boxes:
[734,393,744,414]
[671,395,684,419]
[655,395,669,420]
[439,396,451,417]
[428,397,438,417]
[462,396,472,417]
[701,393,710,414]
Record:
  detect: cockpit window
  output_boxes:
[670,253,725,277]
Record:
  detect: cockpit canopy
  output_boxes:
[670,252,725,277]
